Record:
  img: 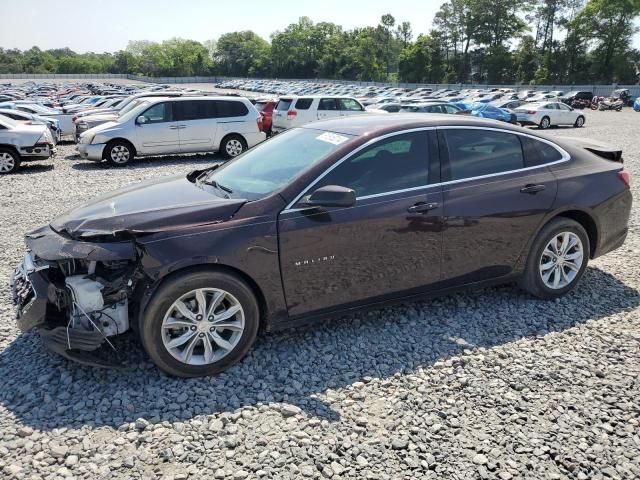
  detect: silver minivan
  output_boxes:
[77,97,266,166]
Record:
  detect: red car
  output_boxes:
[254,98,276,136]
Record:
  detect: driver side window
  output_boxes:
[310,131,429,199]
[141,102,173,123]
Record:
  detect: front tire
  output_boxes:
[574,116,585,128]
[220,134,247,159]
[0,147,20,174]
[539,116,551,129]
[140,270,259,377]
[104,140,134,167]
[520,218,590,299]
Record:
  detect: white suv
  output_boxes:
[272,96,373,132]
[0,116,55,174]
[77,97,266,166]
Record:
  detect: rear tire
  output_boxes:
[0,147,21,174]
[539,116,551,129]
[220,134,247,159]
[139,270,260,377]
[104,140,134,167]
[520,218,590,300]
[574,116,585,128]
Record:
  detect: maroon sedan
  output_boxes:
[12,115,632,376]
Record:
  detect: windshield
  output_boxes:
[202,128,355,201]
[29,104,60,114]
[118,100,150,122]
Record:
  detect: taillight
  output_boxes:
[617,169,631,188]
[526,111,536,114]
[287,110,297,117]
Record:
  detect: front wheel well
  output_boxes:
[103,138,137,159]
[553,210,598,257]
[139,263,267,329]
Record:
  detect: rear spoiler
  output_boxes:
[558,136,623,162]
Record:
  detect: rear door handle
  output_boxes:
[407,202,439,214]
[520,184,546,194]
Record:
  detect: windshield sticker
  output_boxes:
[316,132,349,145]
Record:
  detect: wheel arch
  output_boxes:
[0,144,20,157]
[220,132,247,148]
[103,138,137,159]
[137,262,268,332]
[516,207,600,274]
[553,209,598,258]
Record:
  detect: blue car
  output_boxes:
[634,98,640,112]
[468,102,517,124]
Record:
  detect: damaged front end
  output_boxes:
[11,225,142,367]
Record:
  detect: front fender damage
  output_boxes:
[26,225,136,262]
[15,226,143,368]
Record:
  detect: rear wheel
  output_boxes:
[104,140,134,166]
[220,135,246,159]
[140,270,260,377]
[520,218,589,299]
[539,116,551,129]
[0,148,20,174]
[574,116,585,128]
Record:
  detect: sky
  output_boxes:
[0,0,440,52]
[1,0,638,53]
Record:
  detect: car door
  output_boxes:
[338,98,366,117]
[134,101,179,155]
[317,98,342,121]
[556,102,575,125]
[174,99,216,153]
[438,127,559,286]
[542,103,560,125]
[278,130,443,318]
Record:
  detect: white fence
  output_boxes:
[1,73,638,97]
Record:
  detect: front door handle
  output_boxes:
[407,202,439,214]
[520,184,546,194]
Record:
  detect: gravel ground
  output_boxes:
[0,109,639,480]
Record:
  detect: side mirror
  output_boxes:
[300,185,356,209]
[136,115,147,125]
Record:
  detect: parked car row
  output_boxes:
[1,79,633,174]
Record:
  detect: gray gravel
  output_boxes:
[1,109,639,480]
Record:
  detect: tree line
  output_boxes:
[1,0,638,84]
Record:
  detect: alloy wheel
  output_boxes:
[539,232,584,290]
[225,139,244,157]
[161,288,245,365]
[110,145,130,164]
[0,152,16,173]
[541,118,550,129]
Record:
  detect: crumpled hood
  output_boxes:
[50,175,246,238]
[80,113,118,124]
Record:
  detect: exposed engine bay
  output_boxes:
[11,226,143,367]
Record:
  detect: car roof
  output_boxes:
[301,114,524,137]
[278,95,358,99]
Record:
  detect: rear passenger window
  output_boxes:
[312,132,429,198]
[295,98,313,110]
[443,129,524,181]
[215,101,248,118]
[521,136,563,167]
[319,98,338,111]
[175,100,208,121]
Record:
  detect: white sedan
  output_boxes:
[514,102,586,129]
